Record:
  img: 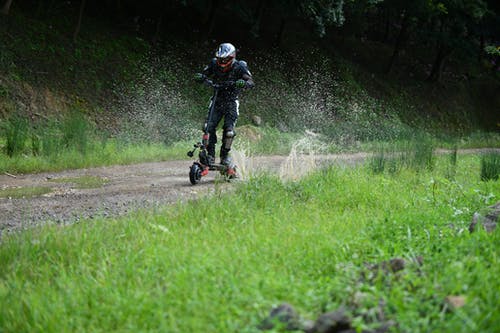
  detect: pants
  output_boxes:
[205,98,239,158]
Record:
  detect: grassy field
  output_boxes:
[1,153,499,332]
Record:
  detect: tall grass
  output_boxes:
[369,134,435,174]
[0,154,499,332]
[2,114,29,157]
[0,139,189,174]
[480,152,500,181]
[0,112,194,173]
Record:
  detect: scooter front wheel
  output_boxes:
[189,163,202,185]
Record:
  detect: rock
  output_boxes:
[258,303,301,331]
[311,308,351,333]
[251,115,262,126]
[469,201,500,233]
[387,258,406,272]
[237,125,262,143]
[445,295,466,310]
[366,258,406,274]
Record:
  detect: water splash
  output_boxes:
[279,130,323,181]
[230,148,252,181]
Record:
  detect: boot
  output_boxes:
[220,147,231,166]
[207,145,216,166]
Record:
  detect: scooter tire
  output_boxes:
[189,163,202,185]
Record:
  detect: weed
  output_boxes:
[480,152,500,181]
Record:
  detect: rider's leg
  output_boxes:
[206,103,223,164]
[220,128,236,165]
[220,100,239,165]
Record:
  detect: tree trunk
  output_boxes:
[73,0,86,42]
[205,0,220,38]
[1,0,13,15]
[152,14,163,44]
[479,33,484,61]
[427,43,451,82]
[250,0,266,38]
[382,12,391,43]
[427,19,452,83]
[273,18,286,47]
[386,10,409,74]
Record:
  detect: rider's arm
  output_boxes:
[242,73,255,89]
[202,59,217,77]
[239,61,255,89]
[195,59,216,82]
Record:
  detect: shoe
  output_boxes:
[207,155,215,166]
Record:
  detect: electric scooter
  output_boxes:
[187,79,238,185]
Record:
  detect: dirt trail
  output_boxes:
[0,149,495,236]
[0,153,371,235]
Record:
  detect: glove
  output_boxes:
[235,79,246,89]
[194,73,205,82]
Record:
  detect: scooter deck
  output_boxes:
[208,163,229,171]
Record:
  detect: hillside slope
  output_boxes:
[1,9,499,154]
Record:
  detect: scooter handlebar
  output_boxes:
[204,79,235,89]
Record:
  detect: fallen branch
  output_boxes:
[4,172,17,178]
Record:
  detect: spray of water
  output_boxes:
[279,130,324,181]
[110,53,200,145]
[230,146,252,181]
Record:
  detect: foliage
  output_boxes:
[484,45,500,56]
[0,154,499,332]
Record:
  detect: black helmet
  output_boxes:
[215,43,236,72]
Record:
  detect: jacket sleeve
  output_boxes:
[239,61,255,89]
[202,58,217,77]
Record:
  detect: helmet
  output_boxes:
[215,43,236,71]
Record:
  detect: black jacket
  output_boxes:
[202,58,255,100]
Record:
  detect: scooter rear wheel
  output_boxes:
[189,163,202,185]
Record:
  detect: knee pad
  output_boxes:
[224,129,236,139]
[222,129,236,150]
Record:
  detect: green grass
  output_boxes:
[0,154,499,332]
[0,139,190,174]
[0,186,52,199]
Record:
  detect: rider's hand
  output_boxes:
[194,73,205,82]
[235,79,246,89]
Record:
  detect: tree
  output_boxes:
[302,0,347,37]
[73,0,86,42]
[424,0,489,82]
[1,0,13,15]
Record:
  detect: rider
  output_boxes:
[195,42,254,166]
